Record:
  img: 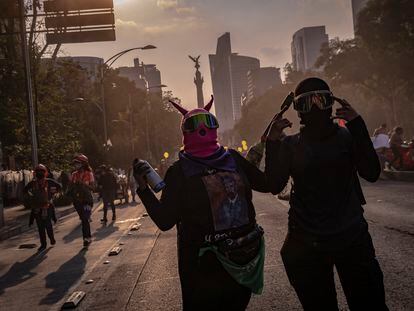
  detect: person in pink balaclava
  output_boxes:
[134,96,270,310]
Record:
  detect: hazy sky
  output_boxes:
[61,0,355,110]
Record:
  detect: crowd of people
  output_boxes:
[22,155,140,250]
[21,77,390,310]
[372,123,414,171]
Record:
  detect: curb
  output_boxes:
[0,202,103,242]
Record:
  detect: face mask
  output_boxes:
[35,171,45,179]
[299,106,333,127]
[169,96,220,157]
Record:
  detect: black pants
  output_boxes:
[391,145,403,168]
[281,225,388,311]
[181,251,251,311]
[35,215,54,247]
[102,198,115,219]
[74,204,91,239]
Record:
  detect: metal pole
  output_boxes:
[100,66,108,147]
[128,94,134,156]
[19,0,38,166]
[145,93,151,162]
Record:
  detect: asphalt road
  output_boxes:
[126,180,414,311]
[0,180,413,310]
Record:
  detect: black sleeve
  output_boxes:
[265,139,292,195]
[23,181,34,194]
[346,116,381,182]
[136,164,182,231]
[230,150,269,193]
[48,179,62,191]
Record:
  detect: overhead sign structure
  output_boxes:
[43,0,116,44]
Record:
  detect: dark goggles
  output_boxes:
[182,113,219,132]
[293,90,334,113]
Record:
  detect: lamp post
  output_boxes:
[145,83,167,163]
[100,45,157,148]
[111,93,134,157]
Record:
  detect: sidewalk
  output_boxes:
[0,203,93,241]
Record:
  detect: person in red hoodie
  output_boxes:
[24,164,61,252]
[68,154,95,247]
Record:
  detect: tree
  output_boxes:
[316,0,414,133]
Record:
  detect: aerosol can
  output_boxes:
[139,161,166,193]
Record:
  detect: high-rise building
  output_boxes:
[351,0,368,34]
[230,55,260,121]
[58,56,104,82]
[209,32,260,131]
[291,26,329,72]
[118,58,162,95]
[246,67,282,104]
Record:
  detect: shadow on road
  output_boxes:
[93,221,119,241]
[0,249,51,296]
[39,248,87,305]
[62,223,82,244]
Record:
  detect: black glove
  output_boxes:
[133,159,151,179]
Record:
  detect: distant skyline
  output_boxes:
[58,0,355,110]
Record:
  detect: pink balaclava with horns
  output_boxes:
[169,95,220,158]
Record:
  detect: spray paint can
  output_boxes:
[143,161,166,193]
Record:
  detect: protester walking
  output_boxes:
[265,77,388,311]
[67,154,95,247]
[97,165,117,222]
[134,96,268,311]
[24,164,61,252]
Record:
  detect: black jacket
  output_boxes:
[98,171,117,200]
[265,116,381,236]
[24,178,61,225]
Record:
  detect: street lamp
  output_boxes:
[73,97,109,150]
[100,45,157,151]
[145,83,167,162]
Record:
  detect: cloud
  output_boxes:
[260,47,288,59]
[115,18,139,28]
[142,24,177,34]
[175,6,196,14]
[157,0,178,10]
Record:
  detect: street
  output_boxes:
[0,180,413,310]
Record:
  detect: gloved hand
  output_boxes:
[133,159,151,190]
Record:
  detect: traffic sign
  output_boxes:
[46,29,115,44]
[44,0,114,12]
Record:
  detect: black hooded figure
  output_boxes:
[265,78,388,310]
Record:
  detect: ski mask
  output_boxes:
[169,96,220,158]
[294,78,334,137]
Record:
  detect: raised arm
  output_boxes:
[333,97,381,182]
[346,116,381,182]
[265,139,292,195]
[264,113,293,195]
[136,164,182,231]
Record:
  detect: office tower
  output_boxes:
[118,58,162,95]
[246,67,282,104]
[351,0,368,34]
[209,32,260,131]
[291,26,329,72]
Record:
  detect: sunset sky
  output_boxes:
[61,0,355,110]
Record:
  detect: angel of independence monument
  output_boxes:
[189,55,205,108]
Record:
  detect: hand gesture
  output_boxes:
[267,114,292,142]
[332,97,359,122]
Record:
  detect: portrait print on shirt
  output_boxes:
[202,172,249,231]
